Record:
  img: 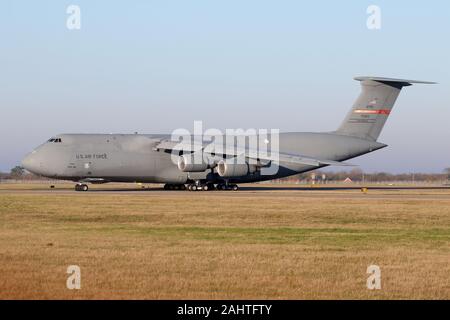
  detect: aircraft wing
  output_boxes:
[154,139,354,167]
[155,139,204,153]
[272,153,354,167]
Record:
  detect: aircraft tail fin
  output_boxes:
[335,77,435,141]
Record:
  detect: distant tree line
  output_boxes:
[0,166,47,181]
[281,168,450,183]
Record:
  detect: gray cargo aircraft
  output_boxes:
[22,77,434,191]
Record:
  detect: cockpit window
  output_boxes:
[47,138,62,143]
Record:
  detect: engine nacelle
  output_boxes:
[177,154,209,172]
[217,159,256,177]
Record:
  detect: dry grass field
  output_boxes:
[0,182,449,299]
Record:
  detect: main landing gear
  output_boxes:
[216,183,239,191]
[186,183,215,191]
[75,183,89,191]
[163,184,186,191]
[184,183,239,191]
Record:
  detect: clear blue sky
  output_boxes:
[1,1,449,173]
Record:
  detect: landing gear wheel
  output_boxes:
[202,185,209,191]
[232,184,239,191]
[165,184,186,191]
[75,184,88,192]
[191,185,197,191]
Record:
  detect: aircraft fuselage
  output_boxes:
[22,132,385,184]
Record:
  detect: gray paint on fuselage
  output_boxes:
[22,132,385,184]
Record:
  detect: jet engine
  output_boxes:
[177,154,209,172]
[217,159,257,177]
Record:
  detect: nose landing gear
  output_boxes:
[75,183,89,192]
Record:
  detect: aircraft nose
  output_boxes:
[21,151,39,174]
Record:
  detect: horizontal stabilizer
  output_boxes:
[354,76,436,86]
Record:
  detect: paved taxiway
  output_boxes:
[2,183,450,201]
